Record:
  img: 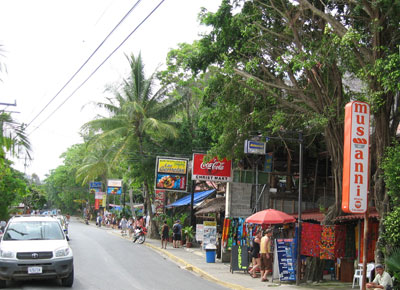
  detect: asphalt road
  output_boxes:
[5,218,228,290]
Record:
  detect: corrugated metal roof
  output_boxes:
[291,211,325,222]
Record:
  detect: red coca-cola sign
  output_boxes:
[192,153,232,182]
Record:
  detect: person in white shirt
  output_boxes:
[366,264,393,290]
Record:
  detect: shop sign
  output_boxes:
[273,239,296,281]
[192,153,232,182]
[107,179,122,195]
[230,245,249,273]
[95,192,105,200]
[264,152,273,172]
[342,101,370,213]
[89,181,102,189]
[244,140,266,155]
[155,157,189,192]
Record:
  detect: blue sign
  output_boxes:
[264,152,273,172]
[275,239,296,281]
[107,186,122,195]
[89,182,102,189]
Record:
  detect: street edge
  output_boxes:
[143,241,252,290]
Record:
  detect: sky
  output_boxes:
[0,0,221,180]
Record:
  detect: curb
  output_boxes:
[143,242,252,290]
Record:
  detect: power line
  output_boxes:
[28,0,166,136]
[26,0,143,129]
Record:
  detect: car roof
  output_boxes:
[9,215,59,223]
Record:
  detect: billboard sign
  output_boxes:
[342,101,370,213]
[155,157,189,192]
[107,179,122,195]
[244,140,266,155]
[89,182,102,189]
[192,153,232,182]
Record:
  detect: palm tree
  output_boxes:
[0,112,31,163]
[81,53,179,237]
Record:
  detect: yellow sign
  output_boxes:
[157,158,188,174]
[102,194,107,207]
[203,221,217,227]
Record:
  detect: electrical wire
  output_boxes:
[28,0,166,135]
[26,0,143,129]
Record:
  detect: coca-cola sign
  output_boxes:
[192,153,232,182]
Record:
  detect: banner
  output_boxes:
[273,239,296,281]
[107,179,122,195]
[342,101,370,213]
[154,190,165,215]
[155,157,189,192]
[192,153,232,182]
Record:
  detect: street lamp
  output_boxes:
[264,131,303,284]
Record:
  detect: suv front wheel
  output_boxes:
[61,267,74,287]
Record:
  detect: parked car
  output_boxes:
[55,215,69,240]
[0,215,74,288]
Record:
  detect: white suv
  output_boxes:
[0,215,73,288]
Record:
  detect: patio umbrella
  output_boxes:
[245,208,296,225]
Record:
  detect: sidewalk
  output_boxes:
[86,220,355,290]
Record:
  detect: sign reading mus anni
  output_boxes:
[342,101,370,213]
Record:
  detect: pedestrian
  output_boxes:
[120,216,128,236]
[249,229,262,278]
[172,220,182,248]
[260,228,273,282]
[128,218,134,237]
[366,264,393,290]
[161,220,169,249]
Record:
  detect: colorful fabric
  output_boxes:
[334,224,346,259]
[320,226,335,260]
[301,222,322,257]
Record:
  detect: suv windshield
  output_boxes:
[3,221,64,241]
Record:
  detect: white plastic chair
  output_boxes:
[366,263,375,282]
[353,268,362,288]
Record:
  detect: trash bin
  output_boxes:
[205,244,217,263]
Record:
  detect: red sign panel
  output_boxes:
[192,153,232,182]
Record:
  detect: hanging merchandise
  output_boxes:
[320,226,335,260]
[301,222,322,257]
[222,218,229,248]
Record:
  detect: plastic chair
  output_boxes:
[353,268,362,288]
[366,263,375,282]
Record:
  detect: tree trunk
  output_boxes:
[143,179,159,239]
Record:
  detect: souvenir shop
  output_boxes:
[220,208,379,283]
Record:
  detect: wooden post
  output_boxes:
[361,208,369,290]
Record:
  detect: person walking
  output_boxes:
[172,220,182,248]
[161,220,169,249]
[260,228,273,282]
[120,216,128,236]
[249,229,262,278]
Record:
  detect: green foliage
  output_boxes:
[182,225,194,242]
[0,162,28,220]
[386,248,400,289]
[382,142,400,248]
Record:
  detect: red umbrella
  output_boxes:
[245,209,296,225]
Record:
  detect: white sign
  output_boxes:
[107,179,122,187]
[196,224,204,241]
[244,140,266,155]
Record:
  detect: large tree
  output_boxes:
[170,0,399,224]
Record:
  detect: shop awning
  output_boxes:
[165,189,216,208]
